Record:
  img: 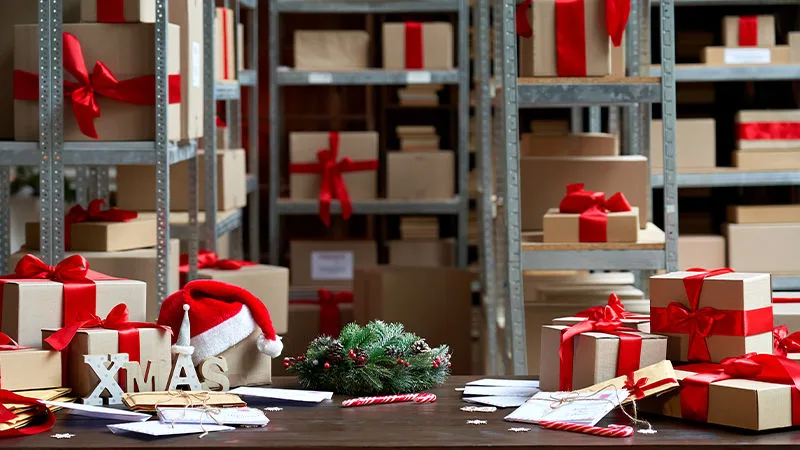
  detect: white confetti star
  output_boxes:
[461,406,497,413]
[466,419,488,425]
[264,407,283,412]
[51,433,75,439]
[508,427,531,432]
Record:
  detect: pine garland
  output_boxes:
[285,321,452,396]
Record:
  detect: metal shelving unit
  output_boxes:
[478,0,679,374]
[268,0,471,268]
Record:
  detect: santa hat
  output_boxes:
[157,279,283,365]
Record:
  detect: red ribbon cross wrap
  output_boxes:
[404,22,424,69]
[14,32,181,139]
[290,289,353,337]
[64,199,137,250]
[97,0,126,22]
[221,8,231,79]
[558,183,632,242]
[288,132,378,226]
[738,16,758,46]
[0,390,56,438]
[178,251,258,287]
[774,325,800,357]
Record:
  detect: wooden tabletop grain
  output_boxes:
[3,376,800,449]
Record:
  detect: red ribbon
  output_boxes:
[774,325,800,357]
[737,122,800,141]
[178,251,257,287]
[404,22,424,69]
[63,199,137,250]
[559,183,632,242]
[0,390,56,437]
[679,353,800,425]
[738,16,758,46]
[290,289,353,337]
[96,0,126,22]
[774,297,800,303]
[0,333,26,352]
[288,132,378,226]
[221,8,231,79]
[622,373,678,400]
[576,293,649,321]
[14,32,181,139]
[216,115,227,128]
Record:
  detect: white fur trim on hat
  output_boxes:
[189,306,256,365]
[257,334,283,358]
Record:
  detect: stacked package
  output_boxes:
[733,110,800,170]
[398,84,442,107]
[703,16,788,66]
[397,125,440,151]
[726,205,800,275]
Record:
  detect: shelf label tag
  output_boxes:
[311,251,354,280]
[723,48,771,65]
[406,71,432,84]
[192,41,201,88]
[308,72,333,84]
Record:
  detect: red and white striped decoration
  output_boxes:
[341,393,437,408]
[538,420,633,438]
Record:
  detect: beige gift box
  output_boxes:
[728,204,800,224]
[215,7,235,80]
[702,46,790,66]
[722,15,775,47]
[205,329,272,388]
[387,152,455,200]
[25,216,157,253]
[289,240,377,291]
[382,22,453,70]
[389,239,456,267]
[520,133,619,157]
[736,110,800,151]
[726,223,800,274]
[294,31,369,71]
[678,235,726,270]
[543,207,639,243]
[651,119,716,171]
[773,293,800,332]
[0,349,62,391]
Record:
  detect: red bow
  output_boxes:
[216,115,227,128]
[774,325,800,357]
[0,390,56,437]
[180,250,257,272]
[14,32,181,139]
[558,183,632,242]
[576,293,648,321]
[622,373,678,400]
[0,333,26,352]
[63,199,137,250]
[288,132,378,226]
[290,289,353,337]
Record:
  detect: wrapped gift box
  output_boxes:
[543,207,639,243]
[209,329,271,387]
[25,215,157,252]
[726,223,800,274]
[729,204,800,224]
[14,23,180,141]
[520,133,618,157]
[0,349,62,391]
[294,30,369,70]
[702,46,789,66]
[387,151,455,200]
[650,271,773,363]
[382,22,453,70]
[722,15,775,47]
[678,235,726,270]
[651,119,716,170]
[290,240,377,291]
[42,326,171,397]
[389,239,455,267]
[733,149,800,170]
[215,7,235,80]
[736,110,800,151]
[773,294,800,331]
[81,0,154,22]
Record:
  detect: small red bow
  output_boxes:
[665,301,725,362]
[180,250,257,271]
[623,375,649,400]
[557,184,632,243]
[0,333,25,352]
[576,293,647,321]
[774,325,800,357]
[64,199,137,250]
[8,254,91,283]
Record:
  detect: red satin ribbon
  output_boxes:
[290,289,353,337]
[738,16,758,46]
[14,32,181,139]
[0,333,27,352]
[405,22,424,69]
[178,251,257,286]
[97,0,126,22]
[516,0,533,38]
[576,293,648,321]
[63,199,137,250]
[774,297,800,303]
[0,390,56,437]
[221,8,231,79]
[679,353,800,425]
[216,115,227,128]
[737,122,800,141]
[288,132,378,226]
[622,373,678,400]
[774,325,800,357]
[559,183,632,242]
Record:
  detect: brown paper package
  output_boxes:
[215,7,235,80]
[353,267,474,374]
[290,132,378,202]
[389,239,455,267]
[722,16,775,47]
[791,32,800,63]
[116,149,247,212]
[518,0,610,76]
[736,110,800,150]
[530,120,569,135]
[25,217,157,253]
[520,133,619,157]
[387,152,455,200]
[206,330,272,387]
[237,23,245,72]
[728,204,800,224]
[0,349,62,391]
[15,23,180,141]
[382,23,454,70]
[42,327,171,397]
[543,207,639,243]
[650,271,773,362]
[289,240,377,290]
[678,235,725,270]
[726,223,800,274]
[651,119,716,170]
[294,31,369,70]
[702,46,790,66]
[80,0,155,22]
[733,149,800,170]
[520,156,648,230]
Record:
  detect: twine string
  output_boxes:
[154,391,220,438]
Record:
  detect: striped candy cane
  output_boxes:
[341,393,437,408]
[538,420,633,438]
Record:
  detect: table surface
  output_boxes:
[4,376,800,449]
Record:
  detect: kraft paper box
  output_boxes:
[387,151,455,200]
[25,216,157,252]
[539,324,667,392]
[520,133,619,157]
[576,360,679,402]
[290,240,377,290]
[518,0,611,77]
[215,7,235,80]
[14,23,180,141]
[237,23,244,72]
[389,239,455,267]
[353,267,474,374]
[42,327,171,397]
[726,223,800,274]
[733,149,800,170]
[722,16,775,47]
[728,204,800,224]
[81,0,155,22]
[382,22,454,70]
[290,132,378,203]
[651,119,716,170]
[792,32,800,63]
[543,207,639,243]
[530,120,569,135]
[116,149,247,212]
[294,31,369,71]
[736,110,800,150]
[209,330,271,387]
[195,265,289,334]
[650,271,773,363]
[520,156,648,230]
[678,235,725,270]
[702,46,790,66]
[0,349,62,391]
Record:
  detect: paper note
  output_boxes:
[504,389,627,427]
[462,386,540,397]
[724,48,771,65]
[311,251,354,280]
[229,387,333,403]
[107,422,234,437]
[466,379,540,388]
[42,401,151,422]
[157,407,269,427]
[463,396,529,408]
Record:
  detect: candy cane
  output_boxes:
[341,393,436,407]
[538,421,633,438]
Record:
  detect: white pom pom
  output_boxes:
[183,304,190,311]
[257,334,283,358]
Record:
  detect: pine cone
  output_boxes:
[326,340,345,364]
[410,339,431,355]
[384,345,404,359]
[353,348,369,367]
[309,335,335,352]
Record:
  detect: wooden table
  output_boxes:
[3,376,800,449]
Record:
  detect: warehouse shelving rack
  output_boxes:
[267,0,471,268]
[476,0,679,374]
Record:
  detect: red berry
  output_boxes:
[324,362,331,369]
[447,362,452,367]
[397,359,404,365]
[358,356,365,362]
[405,361,410,367]
[283,362,289,368]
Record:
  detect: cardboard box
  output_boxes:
[382,22,453,70]
[14,23,180,141]
[389,239,455,267]
[651,119,716,170]
[791,32,800,63]
[539,324,667,391]
[237,23,244,72]
[702,46,790,66]
[215,7,235,80]
[294,31,369,70]
[173,0,204,139]
[81,0,155,22]
[25,216,157,252]
[678,235,725,270]
[42,327,171,397]
[290,132,378,203]
[650,271,773,363]
[353,267,474,374]
[400,137,440,152]
[116,149,247,212]
[543,207,639,243]
[773,294,800,331]
[728,205,800,224]
[518,0,611,76]
[0,349,62,391]
[194,265,289,334]
[520,133,619,157]
[736,110,800,150]
[530,120,569,135]
[726,223,800,274]
[387,151,455,200]
[290,240,377,291]
[520,156,648,230]
[722,16,775,47]
[733,149,800,170]
[209,329,271,387]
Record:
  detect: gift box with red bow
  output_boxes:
[575,360,679,403]
[382,22,453,70]
[0,255,147,348]
[650,269,773,363]
[0,336,62,391]
[722,15,775,48]
[14,25,181,141]
[773,294,800,334]
[80,0,153,22]
[774,325,800,362]
[543,184,639,243]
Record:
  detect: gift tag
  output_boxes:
[406,71,432,84]
[723,48,771,65]
[504,389,627,427]
[308,72,333,84]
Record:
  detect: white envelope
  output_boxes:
[462,386,540,397]
[463,396,529,408]
[42,401,151,422]
[157,407,269,427]
[466,379,540,388]
[229,387,333,403]
[504,389,627,426]
[107,422,235,436]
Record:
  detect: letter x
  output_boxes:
[83,353,128,406]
